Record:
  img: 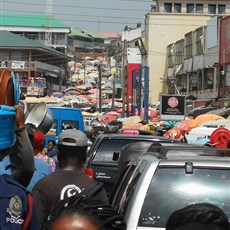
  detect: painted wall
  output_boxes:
[145,13,213,104]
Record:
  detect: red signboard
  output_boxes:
[127,63,140,103]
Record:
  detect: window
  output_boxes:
[195,27,204,55]
[57,34,64,40]
[174,3,181,13]
[190,73,198,91]
[111,165,136,209]
[185,32,193,59]
[218,5,226,14]
[93,139,141,162]
[208,4,216,14]
[187,4,194,13]
[196,4,203,13]
[139,168,230,228]
[46,119,58,136]
[119,160,148,215]
[174,39,184,65]
[164,3,172,13]
[62,120,79,131]
[204,69,214,90]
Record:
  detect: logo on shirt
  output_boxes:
[6,196,24,225]
[60,184,82,200]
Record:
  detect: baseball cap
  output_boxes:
[33,131,45,148]
[57,128,88,147]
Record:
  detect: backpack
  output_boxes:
[81,180,104,197]
[0,174,33,230]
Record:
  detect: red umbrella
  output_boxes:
[98,114,117,124]
[88,88,99,94]
[90,99,98,104]
[107,111,120,116]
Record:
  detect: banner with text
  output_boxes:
[160,95,186,121]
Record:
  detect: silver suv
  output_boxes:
[111,145,230,230]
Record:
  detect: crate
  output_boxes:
[0,106,16,150]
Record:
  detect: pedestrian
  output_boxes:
[45,193,126,230]
[33,131,56,172]
[32,128,108,228]
[166,203,230,230]
[25,125,53,192]
[45,140,58,158]
[0,104,34,187]
[0,104,39,229]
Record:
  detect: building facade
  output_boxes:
[143,0,230,104]
[69,27,106,60]
[166,17,220,99]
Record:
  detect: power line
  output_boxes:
[2,8,141,20]
[0,12,220,28]
[1,0,148,12]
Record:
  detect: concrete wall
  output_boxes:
[145,13,213,104]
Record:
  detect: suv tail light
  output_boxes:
[85,167,94,178]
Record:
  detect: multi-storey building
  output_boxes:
[68,27,106,60]
[0,14,107,95]
[0,14,70,54]
[166,15,230,100]
[143,0,230,104]
[166,17,219,99]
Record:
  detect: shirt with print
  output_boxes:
[32,170,109,226]
[35,154,56,172]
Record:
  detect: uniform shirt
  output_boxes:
[32,169,109,226]
[0,174,40,230]
[0,128,35,187]
[0,155,52,192]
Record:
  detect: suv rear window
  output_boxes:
[93,139,145,162]
[139,167,230,227]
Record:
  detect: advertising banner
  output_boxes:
[160,95,186,121]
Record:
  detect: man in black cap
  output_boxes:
[32,128,108,227]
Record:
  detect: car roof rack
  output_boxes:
[145,144,227,159]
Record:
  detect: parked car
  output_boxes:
[110,145,230,230]
[85,134,179,194]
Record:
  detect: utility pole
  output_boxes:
[45,0,53,46]
[59,67,63,92]
[98,64,102,113]
[122,39,128,117]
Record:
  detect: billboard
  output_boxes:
[160,95,186,121]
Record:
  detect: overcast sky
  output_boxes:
[0,0,153,32]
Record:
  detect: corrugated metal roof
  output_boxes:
[0,14,69,28]
[0,30,70,58]
[70,27,106,39]
[69,28,91,38]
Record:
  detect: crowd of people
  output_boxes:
[0,103,229,230]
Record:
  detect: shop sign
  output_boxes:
[11,61,25,69]
[160,95,186,121]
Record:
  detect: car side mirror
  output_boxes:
[113,151,120,161]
